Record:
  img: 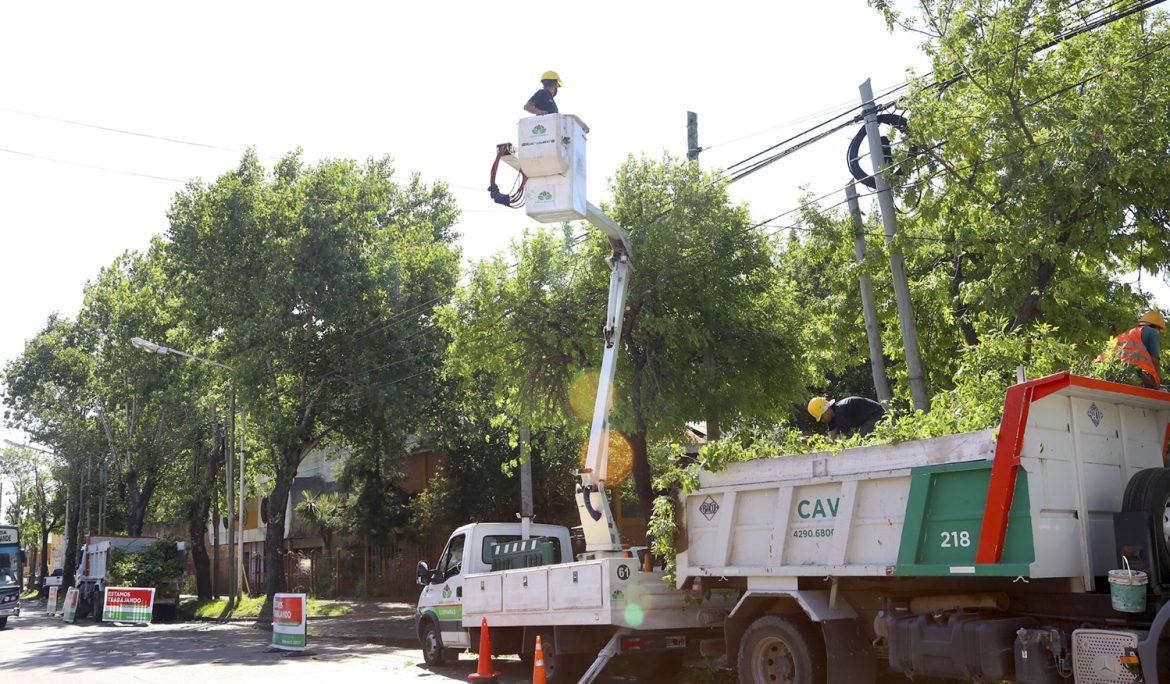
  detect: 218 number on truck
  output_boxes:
[939,530,972,548]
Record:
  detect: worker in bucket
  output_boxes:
[1098,310,1165,389]
[808,395,886,440]
[524,71,562,115]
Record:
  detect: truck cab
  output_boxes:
[415,522,573,662]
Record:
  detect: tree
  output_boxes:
[864,0,1170,356]
[443,155,806,523]
[77,242,202,535]
[0,445,61,587]
[166,150,460,606]
[294,490,346,554]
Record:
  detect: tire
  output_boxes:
[1122,467,1170,570]
[76,597,92,620]
[738,615,826,684]
[420,618,456,666]
[0,616,7,629]
[541,635,589,684]
[92,591,104,622]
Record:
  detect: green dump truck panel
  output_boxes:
[896,461,1034,576]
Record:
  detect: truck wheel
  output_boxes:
[0,616,7,629]
[421,619,455,666]
[541,637,589,684]
[91,595,104,622]
[738,616,826,684]
[76,597,92,620]
[1123,467,1170,570]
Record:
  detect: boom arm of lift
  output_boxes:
[576,203,633,555]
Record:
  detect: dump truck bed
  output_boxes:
[680,374,1170,591]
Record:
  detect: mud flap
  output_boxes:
[821,618,875,684]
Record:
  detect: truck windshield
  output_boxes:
[0,569,15,586]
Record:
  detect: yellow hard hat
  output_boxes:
[1141,310,1167,331]
[541,70,563,86]
[808,396,830,422]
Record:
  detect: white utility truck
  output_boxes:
[680,372,1170,684]
[74,535,185,621]
[417,114,726,683]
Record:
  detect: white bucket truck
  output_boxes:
[416,115,726,683]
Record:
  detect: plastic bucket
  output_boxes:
[1109,568,1148,613]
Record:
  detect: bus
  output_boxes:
[0,525,22,628]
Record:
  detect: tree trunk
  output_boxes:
[62,479,81,590]
[262,451,298,614]
[629,429,653,527]
[125,464,160,536]
[189,438,224,599]
[39,523,50,587]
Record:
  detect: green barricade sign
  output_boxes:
[62,587,79,623]
[103,587,155,623]
[46,586,59,616]
[272,593,307,650]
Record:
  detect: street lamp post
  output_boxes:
[131,337,245,604]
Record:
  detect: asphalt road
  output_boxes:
[3,609,733,683]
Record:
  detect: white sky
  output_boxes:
[0,1,1166,462]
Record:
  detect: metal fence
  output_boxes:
[223,539,444,601]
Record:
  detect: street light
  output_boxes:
[130,337,234,371]
[131,337,244,603]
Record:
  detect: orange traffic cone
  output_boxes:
[532,634,547,684]
[468,616,499,681]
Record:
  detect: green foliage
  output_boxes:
[109,537,184,589]
[443,154,806,521]
[294,490,348,552]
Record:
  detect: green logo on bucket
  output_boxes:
[532,125,547,135]
[537,191,552,201]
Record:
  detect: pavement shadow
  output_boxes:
[4,613,368,674]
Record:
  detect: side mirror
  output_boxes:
[416,561,431,587]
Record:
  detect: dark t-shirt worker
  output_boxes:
[807,396,886,441]
[524,70,562,115]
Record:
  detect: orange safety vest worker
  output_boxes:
[1098,325,1161,383]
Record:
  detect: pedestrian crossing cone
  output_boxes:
[468,616,499,681]
[532,634,547,684]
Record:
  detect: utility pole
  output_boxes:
[237,406,246,598]
[226,390,236,604]
[687,112,700,162]
[859,78,930,412]
[519,422,533,540]
[846,181,893,404]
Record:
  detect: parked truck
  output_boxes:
[74,534,186,621]
[418,118,726,683]
[680,372,1170,683]
[0,525,22,628]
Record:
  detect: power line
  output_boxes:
[0,146,187,183]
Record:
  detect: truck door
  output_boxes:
[423,532,469,649]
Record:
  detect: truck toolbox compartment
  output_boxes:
[503,569,549,612]
[549,563,603,610]
[464,573,503,614]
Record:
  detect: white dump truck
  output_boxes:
[74,535,186,621]
[680,372,1170,683]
